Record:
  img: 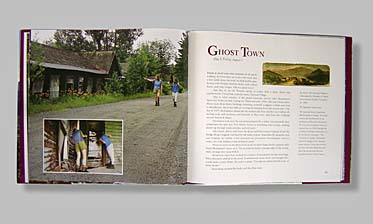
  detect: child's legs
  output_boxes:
[106,144,115,165]
[76,150,81,167]
[153,90,158,101]
[75,143,81,167]
[81,149,87,167]
[78,141,88,167]
[156,90,160,99]
[174,92,178,102]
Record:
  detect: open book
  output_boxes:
[17,29,352,185]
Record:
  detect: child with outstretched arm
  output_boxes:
[144,75,163,106]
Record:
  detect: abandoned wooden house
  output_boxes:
[43,119,123,172]
[30,42,122,98]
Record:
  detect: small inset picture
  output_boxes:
[43,119,123,175]
[263,62,330,86]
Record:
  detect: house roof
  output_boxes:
[30,42,117,75]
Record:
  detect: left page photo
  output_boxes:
[17,28,188,184]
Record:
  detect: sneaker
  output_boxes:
[106,164,115,169]
[174,102,177,107]
[79,165,88,172]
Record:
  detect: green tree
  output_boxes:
[169,63,176,82]
[112,29,144,62]
[53,29,143,62]
[174,32,188,88]
[29,42,45,82]
[146,39,176,75]
[54,30,95,52]
[104,72,124,94]
[125,46,161,95]
[85,30,110,51]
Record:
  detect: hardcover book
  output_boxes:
[17,29,352,185]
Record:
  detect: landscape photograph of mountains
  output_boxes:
[263,62,330,86]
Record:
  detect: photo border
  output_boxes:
[42,118,124,175]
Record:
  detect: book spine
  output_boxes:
[343,36,353,183]
[18,29,30,184]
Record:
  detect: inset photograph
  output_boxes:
[263,62,330,86]
[43,119,123,175]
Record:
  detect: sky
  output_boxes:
[32,28,185,52]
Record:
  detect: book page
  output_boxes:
[18,28,189,184]
[187,31,346,185]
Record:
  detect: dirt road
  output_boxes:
[27,93,187,184]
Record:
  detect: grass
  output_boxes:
[28,92,154,114]
[263,62,330,72]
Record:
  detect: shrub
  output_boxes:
[29,94,45,104]
[104,72,124,94]
[162,82,172,95]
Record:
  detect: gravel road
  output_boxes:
[27,93,187,184]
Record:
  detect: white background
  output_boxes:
[0,0,371,223]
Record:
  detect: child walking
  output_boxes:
[144,75,163,106]
[172,78,181,107]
